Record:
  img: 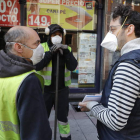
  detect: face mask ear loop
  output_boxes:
[17,43,33,59]
[116,16,128,37]
[115,16,128,51]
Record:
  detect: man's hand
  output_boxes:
[50,44,69,55]
[60,44,70,55]
[79,101,99,112]
[60,44,68,49]
[50,44,61,52]
[50,44,63,55]
[79,102,90,112]
[50,44,68,51]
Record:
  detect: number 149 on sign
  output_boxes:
[28,15,51,27]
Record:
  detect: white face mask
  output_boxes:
[51,35,62,44]
[9,42,45,65]
[30,44,45,65]
[101,32,118,52]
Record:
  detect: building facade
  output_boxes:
[0,0,140,99]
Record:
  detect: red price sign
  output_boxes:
[28,14,51,27]
[0,0,20,27]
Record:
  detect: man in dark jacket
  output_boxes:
[36,24,78,140]
[79,4,140,140]
[0,26,52,140]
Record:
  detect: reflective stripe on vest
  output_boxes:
[0,71,44,140]
[0,121,19,134]
[58,120,71,138]
[37,42,71,86]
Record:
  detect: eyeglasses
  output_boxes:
[109,25,121,29]
[109,25,120,33]
[109,24,130,34]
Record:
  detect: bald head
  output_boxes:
[4,26,37,51]
[8,26,36,36]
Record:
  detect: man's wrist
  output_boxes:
[86,101,99,110]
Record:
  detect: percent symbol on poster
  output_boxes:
[7,0,18,14]
[0,0,18,14]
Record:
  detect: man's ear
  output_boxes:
[126,24,135,36]
[14,43,23,53]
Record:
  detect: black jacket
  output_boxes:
[35,43,78,91]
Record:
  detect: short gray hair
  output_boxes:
[4,28,29,51]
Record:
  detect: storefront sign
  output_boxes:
[27,0,95,30]
[0,0,20,27]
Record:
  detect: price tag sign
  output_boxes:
[28,14,51,27]
[0,0,20,27]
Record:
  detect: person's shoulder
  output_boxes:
[41,42,47,45]
[118,61,139,68]
[25,73,39,80]
[67,46,71,49]
[17,73,42,101]
[23,73,41,86]
[117,61,140,72]
[41,42,48,48]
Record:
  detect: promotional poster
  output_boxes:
[26,0,95,30]
[0,0,20,27]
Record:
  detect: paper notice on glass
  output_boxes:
[78,94,102,108]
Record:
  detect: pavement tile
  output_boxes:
[49,103,98,140]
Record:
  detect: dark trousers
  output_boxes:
[44,86,71,140]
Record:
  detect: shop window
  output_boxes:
[27,0,98,92]
[65,34,72,45]
[65,32,97,88]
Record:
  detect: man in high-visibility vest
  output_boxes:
[0,26,52,140]
[36,24,78,140]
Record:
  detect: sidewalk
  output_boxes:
[49,103,98,140]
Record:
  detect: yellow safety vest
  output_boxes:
[37,42,71,86]
[0,71,44,140]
